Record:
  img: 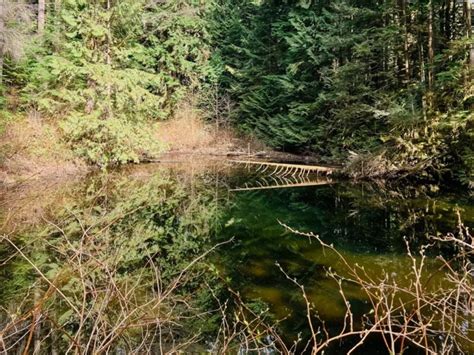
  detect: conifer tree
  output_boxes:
[23,0,209,166]
[208,0,473,184]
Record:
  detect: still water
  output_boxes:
[0,162,472,353]
[218,165,473,353]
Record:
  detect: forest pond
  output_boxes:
[0,161,473,353]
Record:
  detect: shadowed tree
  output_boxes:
[0,0,33,85]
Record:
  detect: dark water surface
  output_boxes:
[218,166,473,352]
[0,162,472,353]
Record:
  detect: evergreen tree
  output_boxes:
[208,0,473,184]
[22,0,209,166]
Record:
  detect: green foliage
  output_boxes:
[1,0,473,182]
[208,0,474,184]
[208,0,396,153]
[0,172,226,352]
[20,0,209,166]
[49,172,222,277]
[446,110,474,187]
[61,115,162,167]
[0,109,13,135]
[0,84,5,110]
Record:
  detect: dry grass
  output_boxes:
[155,101,265,156]
[0,114,87,185]
[0,101,267,186]
[0,115,88,232]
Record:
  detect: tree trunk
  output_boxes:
[402,0,411,83]
[451,0,457,37]
[38,0,46,34]
[428,0,434,88]
[467,0,473,66]
[444,0,451,40]
[0,0,5,86]
[427,0,435,109]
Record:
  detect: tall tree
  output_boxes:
[0,0,5,85]
[37,0,45,34]
[22,0,210,166]
[467,0,473,66]
[428,0,435,108]
[208,0,473,184]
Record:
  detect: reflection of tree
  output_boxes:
[0,171,227,353]
[217,182,473,350]
[221,183,466,255]
[335,183,474,247]
[1,170,472,353]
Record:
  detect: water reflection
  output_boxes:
[0,168,226,353]
[218,177,473,352]
[0,163,472,353]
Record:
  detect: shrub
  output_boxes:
[61,115,162,167]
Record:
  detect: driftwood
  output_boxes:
[142,149,335,166]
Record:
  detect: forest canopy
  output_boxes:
[0,2,474,354]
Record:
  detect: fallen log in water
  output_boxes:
[230,160,338,175]
[229,160,337,191]
[230,180,333,192]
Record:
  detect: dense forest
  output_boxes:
[211,0,473,185]
[1,1,473,354]
[0,0,473,185]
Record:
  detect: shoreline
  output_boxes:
[0,114,333,188]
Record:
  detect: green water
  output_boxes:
[216,170,474,353]
[217,177,473,352]
[0,163,472,353]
